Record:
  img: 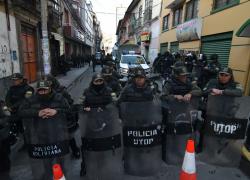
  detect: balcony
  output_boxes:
[64,0,85,32]
[63,24,85,43]
[12,0,40,15]
[48,9,61,31]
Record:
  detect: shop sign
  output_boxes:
[176,18,202,42]
[141,32,151,42]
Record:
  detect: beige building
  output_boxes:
[159,0,250,95]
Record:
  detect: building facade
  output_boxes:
[116,0,162,63]
[160,0,250,95]
[0,0,102,99]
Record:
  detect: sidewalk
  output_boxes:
[56,66,89,90]
[29,66,89,90]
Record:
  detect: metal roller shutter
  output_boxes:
[170,41,179,53]
[160,43,168,54]
[201,32,233,67]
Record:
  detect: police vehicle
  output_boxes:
[119,51,151,77]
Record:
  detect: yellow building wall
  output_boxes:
[159,0,250,94]
[179,40,200,51]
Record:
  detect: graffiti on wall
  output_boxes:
[0,44,10,78]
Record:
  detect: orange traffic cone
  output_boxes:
[53,164,66,180]
[180,139,197,180]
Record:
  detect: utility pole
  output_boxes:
[40,0,51,75]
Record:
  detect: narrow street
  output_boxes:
[7,66,249,180]
[0,0,249,180]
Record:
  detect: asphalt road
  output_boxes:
[6,66,250,180]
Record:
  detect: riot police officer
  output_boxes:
[203,67,243,97]
[80,73,113,175]
[80,74,122,178]
[45,75,80,159]
[5,73,34,148]
[118,67,153,102]
[152,53,161,73]
[161,66,202,162]
[197,67,243,153]
[118,67,162,176]
[161,66,202,101]
[101,67,121,97]
[19,80,70,180]
[203,54,221,83]
[82,73,113,110]
[0,100,11,179]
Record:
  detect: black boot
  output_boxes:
[80,146,86,176]
[69,138,80,159]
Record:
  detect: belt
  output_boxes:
[81,134,121,151]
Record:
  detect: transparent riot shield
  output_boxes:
[119,99,163,176]
[162,97,200,166]
[23,113,70,180]
[79,103,123,180]
[199,96,250,167]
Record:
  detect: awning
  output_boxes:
[51,32,65,55]
[166,0,185,9]
[236,19,250,37]
[123,39,135,45]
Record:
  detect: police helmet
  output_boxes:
[173,66,189,76]
[45,74,61,89]
[101,67,112,76]
[219,67,233,76]
[36,80,51,90]
[133,67,146,78]
[92,73,104,82]
[11,73,23,80]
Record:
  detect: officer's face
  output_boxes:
[12,79,23,86]
[219,73,231,84]
[37,88,50,95]
[93,79,104,85]
[135,76,146,87]
[177,75,187,83]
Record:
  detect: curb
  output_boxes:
[65,67,89,92]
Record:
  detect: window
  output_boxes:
[144,0,153,22]
[162,15,169,31]
[185,0,198,21]
[138,5,142,26]
[213,0,238,10]
[173,7,183,27]
[65,9,69,24]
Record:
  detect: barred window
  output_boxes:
[162,15,169,31]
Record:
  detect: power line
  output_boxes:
[77,2,161,17]
[95,11,125,15]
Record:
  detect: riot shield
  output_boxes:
[199,96,250,167]
[23,113,70,180]
[119,99,163,176]
[79,103,123,180]
[162,97,200,165]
